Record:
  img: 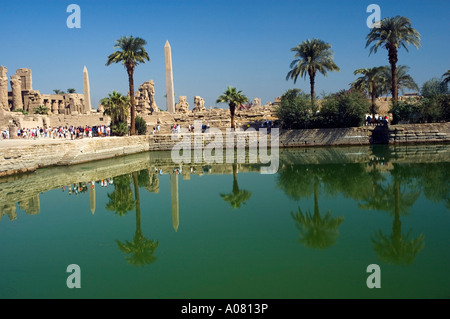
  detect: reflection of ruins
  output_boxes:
[0,66,93,115]
[170,173,179,232]
[1,145,449,239]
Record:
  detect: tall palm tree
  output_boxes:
[442,70,450,85]
[220,164,252,209]
[366,16,421,103]
[100,91,130,126]
[379,65,419,96]
[286,38,340,104]
[351,66,387,118]
[106,36,150,135]
[216,86,248,129]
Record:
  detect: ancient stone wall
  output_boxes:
[388,123,449,144]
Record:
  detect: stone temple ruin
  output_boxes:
[0,63,278,133]
[0,66,92,115]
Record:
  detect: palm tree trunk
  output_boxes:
[371,81,376,118]
[313,177,319,217]
[128,68,136,136]
[393,177,401,241]
[388,45,399,103]
[132,171,141,236]
[230,103,236,129]
[309,73,315,105]
[232,164,239,194]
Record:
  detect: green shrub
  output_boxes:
[318,90,369,128]
[276,89,317,129]
[135,116,147,135]
[12,109,29,115]
[34,105,49,115]
[391,95,449,124]
[111,122,129,136]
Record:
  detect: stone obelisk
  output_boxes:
[83,66,92,114]
[164,40,175,113]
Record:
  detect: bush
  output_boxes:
[34,105,49,115]
[111,122,129,136]
[135,116,147,135]
[390,100,421,124]
[276,89,317,129]
[12,109,29,115]
[391,95,449,124]
[439,94,450,122]
[318,90,369,128]
[421,78,448,98]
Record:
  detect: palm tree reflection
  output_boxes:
[112,171,159,266]
[106,174,135,216]
[220,164,252,209]
[291,176,344,249]
[370,175,424,266]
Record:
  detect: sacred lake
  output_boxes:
[0,144,449,299]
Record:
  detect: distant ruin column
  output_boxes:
[83,66,92,114]
[164,40,175,113]
[0,66,8,110]
[51,100,58,114]
[10,75,23,111]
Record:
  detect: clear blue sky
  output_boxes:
[1,0,449,110]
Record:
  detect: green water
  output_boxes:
[0,144,449,299]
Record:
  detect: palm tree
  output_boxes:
[442,70,450,85]
[67,88,76,94]
[220,164,252,209]
[100,91,130,126]
[366,16,421,103]
[351,66,387,118]
[379,65,419,96]
[286,38,340,104]
[216,86,248,129]
[116,171,158,266]
[53,89,65,95]
[106,36,150,135]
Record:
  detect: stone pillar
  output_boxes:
[164,40,175,113]
[83,66,92,114]
[51,100,58,114]
[0,66,8,110]
[14,68,32,91]
[9,125,18,139]
[10,75,23,111]
[58,100,65,115]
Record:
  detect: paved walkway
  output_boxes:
[0,137,113,149]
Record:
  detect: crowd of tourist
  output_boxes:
[0,125,111,140]
[365,115,389,126]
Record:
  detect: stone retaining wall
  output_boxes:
[1,123,449,177]
[388,123,449,144]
